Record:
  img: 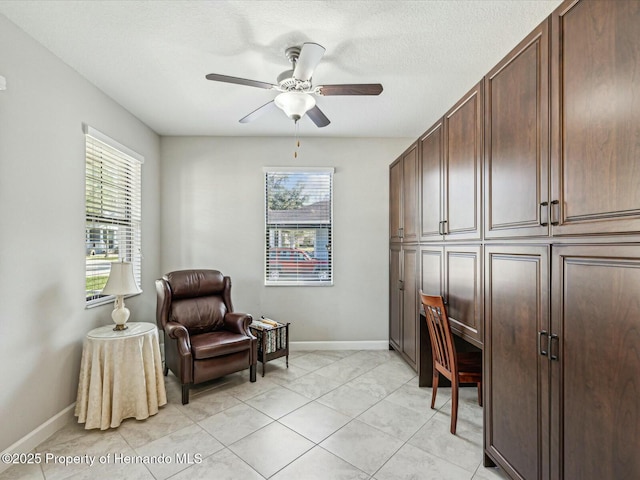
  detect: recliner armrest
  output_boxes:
[165,321,192,354]
[223,312,253,336]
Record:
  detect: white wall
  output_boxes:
[160,136,410,343]
[0,15,161,452]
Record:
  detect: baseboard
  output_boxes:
[290,340,388,351]
[0,403,75,474]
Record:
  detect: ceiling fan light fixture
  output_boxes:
[274,91,316,121]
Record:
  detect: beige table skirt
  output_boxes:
[75,322,167,429]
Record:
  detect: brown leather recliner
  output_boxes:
[155,269,257,404]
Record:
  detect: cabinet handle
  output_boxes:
[438,221,443,235]
[398,227,404,238]
[550,200,560,226]
[539,202,549,227]
[538,330,548,356]
[549,333,559,361]
[398,280,404,291]
[442,220,448,235]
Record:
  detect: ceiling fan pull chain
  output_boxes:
[294,120,300,159]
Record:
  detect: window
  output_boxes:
[265,167,334,286]
[85,126,143,305]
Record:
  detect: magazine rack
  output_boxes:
[249,320,290,377]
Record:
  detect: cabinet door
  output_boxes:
[419,121,444,241]
[484,246,550,480]
[444,245,483,348]
[389,244,402,350]
[401,245,418,368]
[551,245,640,480]
[402,144,419,243]
[420,245,444,297]
[389,157,402,242]
[485,20,550,239]
[417,245,444,385]
[550,0,640,236]
[443,81,483,240]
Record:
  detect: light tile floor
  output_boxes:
[1,350,510,480]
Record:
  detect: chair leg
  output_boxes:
[163,363,168,376]
[250,364,257,382]
[451,380,459,435]
[182,384,190,405]
[431,372,439,409]
[477,381,483,407]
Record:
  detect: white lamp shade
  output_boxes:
[274,92,316,120]
[102,261,141,296]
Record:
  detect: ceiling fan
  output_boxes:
[205,42,383,128]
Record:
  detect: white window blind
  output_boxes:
[85,126,143,305]
[265,167,334,286]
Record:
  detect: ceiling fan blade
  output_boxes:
[239,100,278,123]
[293,43,326,81]
[318,84,384,96]
[307,105,330,128]
[206,73,276,90]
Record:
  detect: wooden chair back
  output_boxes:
[421,293,457,382]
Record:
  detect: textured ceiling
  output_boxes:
[0,0,562,138]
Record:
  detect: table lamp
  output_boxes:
[101,261,141,331]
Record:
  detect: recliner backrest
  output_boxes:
[163,270,230,334]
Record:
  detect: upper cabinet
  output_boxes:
[390,157,402,243]
[390,143,419,243]
[443,81,483,240]
[484,21,550,239]
[419,121,444,241]
[419,82,483,242]
[550,0,640,236]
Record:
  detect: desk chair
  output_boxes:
[420,292,482,434]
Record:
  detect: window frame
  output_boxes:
[84,125,143,307]
[264,166,334,287]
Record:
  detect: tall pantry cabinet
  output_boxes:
[416,81,485,349]
[389,143,419,369]
[389,1,640,479]
[482,18,552,480]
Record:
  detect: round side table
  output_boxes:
[75,322,167,429]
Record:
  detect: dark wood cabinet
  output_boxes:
[484,245,550,480]
[443,81,483,240]
[401,245,418,366]
[389,244,418,370]
[444,245,483,348]
[389,143,419,243]
[418,82,482,243]
[419,120,444,241]
[550,0,640,236]
[389,158,402,243]
[391,3,640,478]
[418,244,483,349]
[389,244,402,350]
[402,146,419,243]
[550,245,640,480]
[419,245,444,298]
[486,244,640,480]
[484,21,550,239]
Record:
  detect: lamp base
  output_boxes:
[111,296,131,332]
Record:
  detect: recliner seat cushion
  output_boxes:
[190,331,251,360]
